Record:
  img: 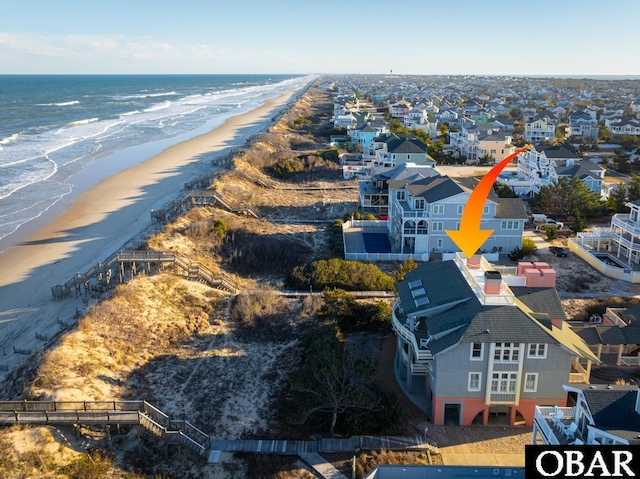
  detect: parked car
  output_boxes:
[536,218,564,231]
[549,246,568,257]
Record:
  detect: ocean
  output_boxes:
[0,74,311,251]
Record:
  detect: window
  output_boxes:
[457,205,464,215]
[470,343,483,360]
[436,238,443,248]
[501,220,519,230]
[483,205,490,215]
[468,372,482,392]
[397,190,406,201]
[456,222,460,231]
[528,343,547,359]
[432,222,444,231]
[433,205,444,215]
[524,373,538,392]
[491,372,517,393]
[493,342,520,362]
[632,209,639,223]
[415,199,425,209]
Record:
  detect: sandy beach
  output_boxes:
[0,86,303,382]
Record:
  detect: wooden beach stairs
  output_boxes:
[0,400,209,457]
[51,250,237,300]
[150,189,259,224]
[0,400,440,468]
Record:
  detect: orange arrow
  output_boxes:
[445,146,530,257]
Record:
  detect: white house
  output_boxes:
[533,385,640,445]
[524,112,557,143]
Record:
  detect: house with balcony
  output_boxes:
[533,385,640,446]
[568,110,599,141]
[577,200,640,266]
[607,117,640,136]
[524,112,557,143]
[358,163,441,214]
[374,134,430,167]
[387,174,527,255]
[516,144,603,195]
[348,122,390,158]
[392,256,598,426]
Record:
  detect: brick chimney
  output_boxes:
[467,254,482,269]
[551,317,563,329]
[519,261,557,287]
[484,271,502,295]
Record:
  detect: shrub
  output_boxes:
[318,289,392,332]
[544,225,558,240]
[343,211,377,221]
[521,237,537,255]
[224,228,312,276]
[287,259,395,291]
[268,158,305,179]
[230,289,293,340]
[508,247,525,261]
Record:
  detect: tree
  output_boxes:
[394,257,418,282]
[293,323,380,436]
[599,124,612,142]
[570,211,586,233]
[567,176,604,217]
[478,153,493,165]
[606,182,628,213]
[618,134,639,151]
[494,182,518,198]
[629,174,640,202]
[614,150,631,174]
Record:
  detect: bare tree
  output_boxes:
[293,323,380,436]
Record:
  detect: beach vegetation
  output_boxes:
[230,289,295,340]
[291,322,381,437]
[268,157,306,179]
[224,227,313,276]
[318,289,391,332]
[287,258,395,292]
[394,257,418,281]
[332,219,345,257]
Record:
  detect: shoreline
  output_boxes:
[0,82,307,380]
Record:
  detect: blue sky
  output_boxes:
[1,0,639,75]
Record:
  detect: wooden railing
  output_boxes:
[0,400,208,456]
[52,250,237,300]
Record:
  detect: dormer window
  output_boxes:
[397,190,406,201]
[415,199,425,210]
[632,209,638,223]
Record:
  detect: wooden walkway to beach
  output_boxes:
[0,399,439,467]
[0,400,209,456]
[208,435,438,455]
[51,250,237,300]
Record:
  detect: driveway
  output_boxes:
[524,229,552,255]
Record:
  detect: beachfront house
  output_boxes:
[358,163,440,214]
[533,385,640,446]
[392,257,598,426]
[385,173,527,255]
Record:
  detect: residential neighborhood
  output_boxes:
[327,73,640,471]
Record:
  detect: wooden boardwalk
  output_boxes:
[51,250,237,300]
[208,435,438,455]
[0,400,209,456]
